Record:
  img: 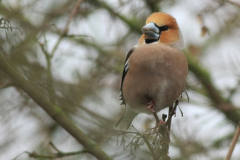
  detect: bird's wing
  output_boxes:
[120,46,136,105]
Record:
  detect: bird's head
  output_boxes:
[139,12,184,50]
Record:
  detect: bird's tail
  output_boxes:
[115,105,138,130]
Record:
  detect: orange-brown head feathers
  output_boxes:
[139,12,183,50]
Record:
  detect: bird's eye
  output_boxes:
[161,25,169,31]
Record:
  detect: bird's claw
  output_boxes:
[146,101,156,113]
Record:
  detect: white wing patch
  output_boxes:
[124,59,129,72]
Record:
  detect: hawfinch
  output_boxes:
[116,12,188,129]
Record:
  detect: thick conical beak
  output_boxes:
[142,22,159,40]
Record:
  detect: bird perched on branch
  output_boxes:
[116,12,188,130]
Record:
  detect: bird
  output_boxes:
[115,12,188,130]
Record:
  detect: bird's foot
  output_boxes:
[157,119,166,126]
[153,119,167,132]
[146,101,156,113]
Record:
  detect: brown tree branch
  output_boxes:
[166,100,179,132]
[0,82,14,89]
[0,55,112,160]
[186,52,240,124]
[225,124,240,160]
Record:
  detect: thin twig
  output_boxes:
[13,149,89,160]
[142,136,157,160]
[0,54,112,160]
[29,150,89,159]
[49,142,62,153]
[153,112,160,124]
[113,123,172,159]
[38,41,56,103]
[63,0,83,35]
[13,142,89,159]
[50,0,83,57]
[184,87,190,102]
[38,0,84,104]
[166,100,179,132]
[167,105,173,132]
[225,124,240,160]
[116,127,158,159]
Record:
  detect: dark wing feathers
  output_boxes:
[120,47,136,105]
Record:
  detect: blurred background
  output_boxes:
[0,0,240,159]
